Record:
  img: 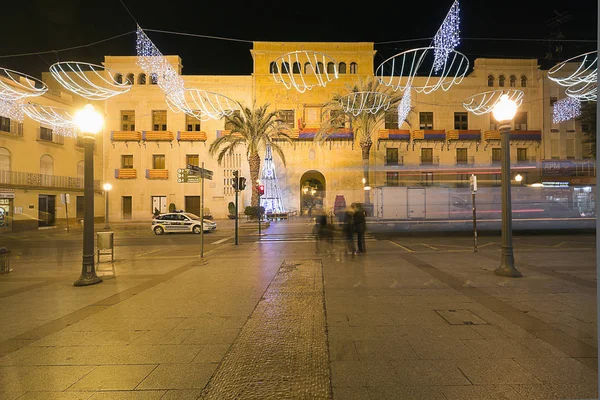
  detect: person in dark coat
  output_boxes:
[342,208,355,256]
[352,203,366,254]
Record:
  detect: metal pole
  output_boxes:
[74,136,101,286]
[200,161,204,258]
[65,195,70,234]
[472,190,477,253]
[494,124,522,277]
[104,190,110,230]
[235,171,239,245]
[258,192,261,239]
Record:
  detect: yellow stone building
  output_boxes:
[0,41,595,230]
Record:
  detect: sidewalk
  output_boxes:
[0,220,597,399]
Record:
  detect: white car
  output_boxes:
[152,212,217,235]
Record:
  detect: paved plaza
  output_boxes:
[0,219,598,399]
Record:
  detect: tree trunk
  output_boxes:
[361,140,372,205]
[249,151,261,207]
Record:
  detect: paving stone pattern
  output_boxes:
[200,260,331,400]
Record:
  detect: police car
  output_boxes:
[151,212,217,235]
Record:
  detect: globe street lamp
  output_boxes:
[492,95,522,277]
[73,104,104,286]
[103,183,112,230]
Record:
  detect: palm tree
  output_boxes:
[209,101,293,207]
[317,76,407,205]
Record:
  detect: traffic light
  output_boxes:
[258,184,265,195]
[232,170,238,190]
[238,177,246,190]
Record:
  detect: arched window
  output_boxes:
[350,62,358,74]
[498,75,505,87]
[315,62,324,73]
[115,73,123,84]
[487,75,494,87]
[521,75,527,87]
[0,147,10,171]
[281,62,290,74]
[269,62,278,74]
[126,73,135,85]
[304,62,313,74]
[292,62,301,74]
[327,62,336,74]
[150,73,158,85]
[338,62,347,74]
[77,160,84,180]
[40,154,54,176]
[138,73,146,85]
[509,75,516,87]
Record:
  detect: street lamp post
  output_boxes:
[492,95,522,278]
[103,183,112,230]
[73,104,104,287]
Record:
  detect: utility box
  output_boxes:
[97,232,114,262]
[0,247,11,274]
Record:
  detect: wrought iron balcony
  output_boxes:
[0,122,23,137]
[420,156,440,165]
[0,170,101,191]
[455,156,475,165]
[384,156,404,166]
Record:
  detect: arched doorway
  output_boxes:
[300,170,326,216]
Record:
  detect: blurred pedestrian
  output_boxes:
[315,211,333,255]
[153,207,160,218]
[352,203,366,254]
[342,207,355,256]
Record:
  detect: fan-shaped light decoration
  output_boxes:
[432,0,461,73]
[462,89,524,115]
[565,81,597,101]
[136,26,185,97]
[338,91,390,116]
[22,102,74,127]
[552,97,582,123]
[0,98,24,122]
[548,51,597,88]
[49,62,131,100]
[0,67,48,101]
[272,50,338,93]
[166,89,238,121]
[397,86,412,127]
[376,47,469,94]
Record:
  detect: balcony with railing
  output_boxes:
[143,131,174,142]
[111,131,142,142]
[146,169,169,179]
[177,131,208,142]
[420,156,440,166]
[455,156,475,166]
[115,169,137,179]
[0,170,100,191]
[37,128,64,145]
[384,156,404,166]
[516,156,537,164]
[0,122,23,138]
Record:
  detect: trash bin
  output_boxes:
[97,232,114,262]
[0,247,11,274]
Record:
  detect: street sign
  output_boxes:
[187,164,213,180]
[179,167,212,182]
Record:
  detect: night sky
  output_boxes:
[1,0,597,79]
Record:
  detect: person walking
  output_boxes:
[352,203,366,254]
[342,207,355,256]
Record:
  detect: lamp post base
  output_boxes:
[74,264,102,286]
[494,252,522,277]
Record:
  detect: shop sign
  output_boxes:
[541,160,576,177]
[0,190,15,198]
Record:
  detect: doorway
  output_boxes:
[122,196,132,219]
[151,196,168,215]
[0,198,12,233]
[299,170,326,216]
[185,196,201,217]
[38,194,56,227]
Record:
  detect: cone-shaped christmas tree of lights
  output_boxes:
[259,144,285,214]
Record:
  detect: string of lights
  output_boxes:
[272,51,339,93]
[552,96,582,123]
[0,98,24,122]
[0,67,48,101]
[397,86,412,127]
[432,0,461,73]
[49,61,131,100]
[462,89,524,115]
[339,91,390,117]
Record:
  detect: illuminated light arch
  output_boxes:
[0,67,47,101]
[462,89,524,115]
[376,47,469,94]
[338,91,391,116]
[548,51,597,88]
[272,50,339,93]
[21,102,76,136]
[49,62,132,100]
[166,89,239,121]
[565,80,597,102]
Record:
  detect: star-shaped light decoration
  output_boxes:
[433,0,461,73]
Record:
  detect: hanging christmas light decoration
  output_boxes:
[165,89,238,121]
[49,62,131,100]
[338,91,390,116]
[272,50,338,93]
[397,86,412,127]
[462,89,524,115]
[0,98,24,122]
[376,47,468,94]
[432,0,461,73]
[22,102,74,128]
[136,26,185,97]
[137,26,238,120]
[548,51,597,88]
[565,80,597,102]
[0,67,48,101]
[552,97,582,123]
